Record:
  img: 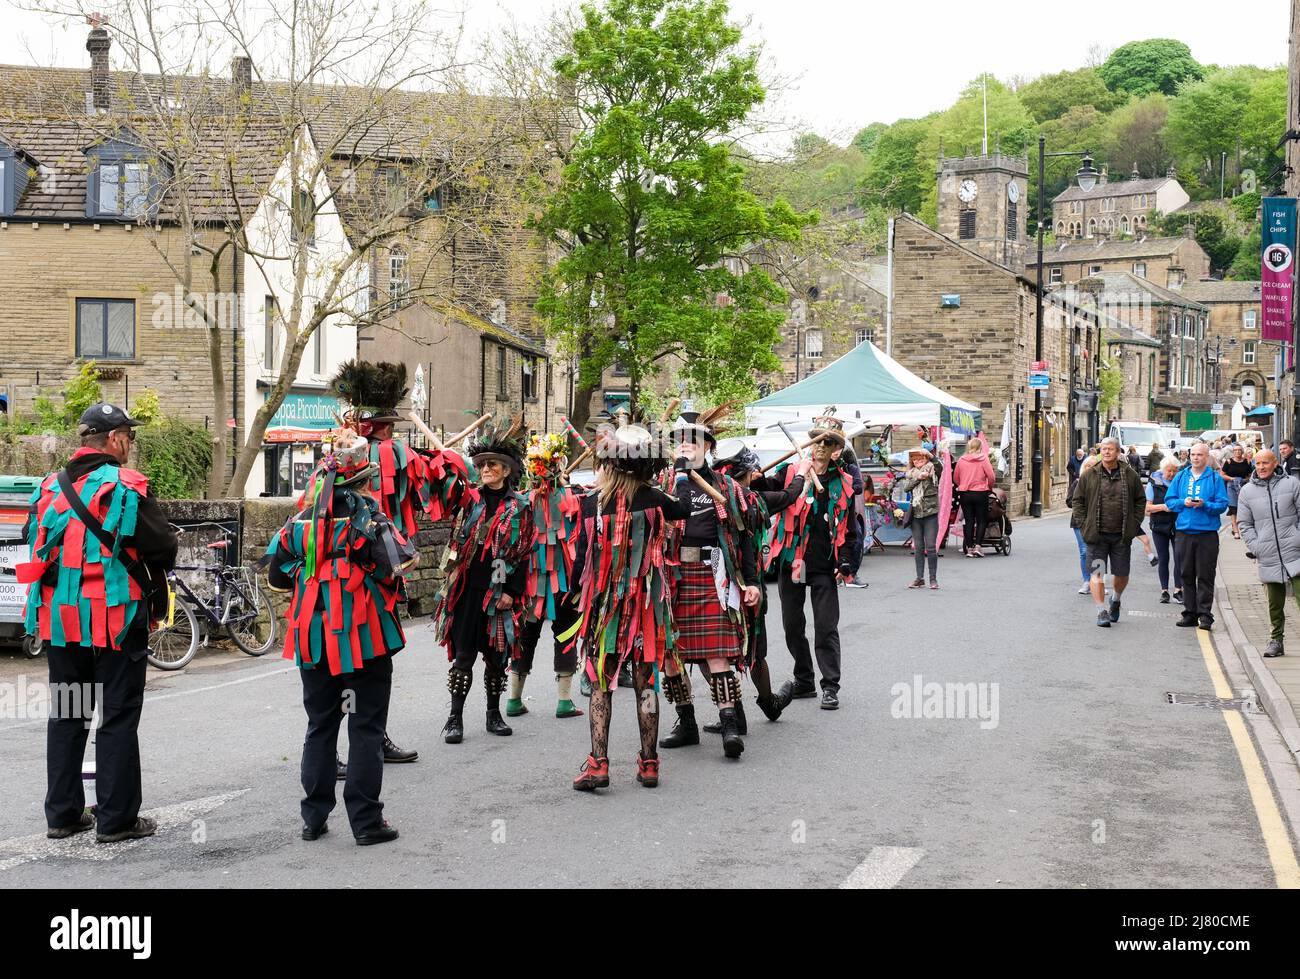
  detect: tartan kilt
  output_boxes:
[673,563,743,663]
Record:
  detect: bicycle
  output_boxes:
[147,522,278,671]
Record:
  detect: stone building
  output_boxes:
[1051,167,1189,240]
[1028,232,1212,291]
[1100,320,1164,424]
[1180,279,1270,411]
[935,152,1029,273]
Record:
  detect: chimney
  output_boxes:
[1131,163,1140,180]
[232,56,252,101]
[1099,165,1108,186]
[86,15,111,112]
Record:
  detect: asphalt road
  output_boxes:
[0,515,1289,888]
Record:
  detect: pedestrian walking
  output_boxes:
[20,403,178,843]
[1080,449,1158,567]
[1126,445,1142,474]
[955,436,996,557]
[900,446,943,590]
[1221,444,1252,540]
[1067,448,1086,506]
[1070,511,1090,594]
[1145,458,1183,604]
[1166,442,1229,630]
[1070,437,1146,628]
[1145,442,1165,477]
[264,429,417,845]
[1237,450,1300,657]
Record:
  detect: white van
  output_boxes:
[1107,420,1165,457]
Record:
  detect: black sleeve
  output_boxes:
[760,475,805,515]
[571,495,595,589]
[739,523,757,584]
[130,490,179,571]
[658,476,693,520]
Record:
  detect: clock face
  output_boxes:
[1007,181,1020,203]
[958,179,978,203]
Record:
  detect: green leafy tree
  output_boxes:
[1228,226,1262,280]
[1098,348,1125,417]
[1098,39,1204,98]
[535,0,813,423]
[1102,93,1172,178]
[852,122,888,155]
[1167,67,1286,197]
[1019,68,1122,122]
[32,362,103,431]
[859,116,935,215]
[1153,205,1241,274]
[1038,105,1111,229]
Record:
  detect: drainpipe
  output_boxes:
[479,335,486,416]
[886,217,895,356]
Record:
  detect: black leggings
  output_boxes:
[960,492,989,550]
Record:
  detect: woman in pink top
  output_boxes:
[954,437,997,557]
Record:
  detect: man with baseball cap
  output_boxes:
[20,403,177,843]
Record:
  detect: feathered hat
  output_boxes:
[593,404,670,482]
[809,405,847,448]
[329,359,408,429]
[673,401,738,445]
[466,413,526,479]
[712,437,760,477]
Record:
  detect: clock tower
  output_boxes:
[936,152,1029,273]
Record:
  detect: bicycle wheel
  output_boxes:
[226,580,277,656]
[147,599,200,670]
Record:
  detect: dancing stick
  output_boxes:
[778,421,823,493]
[444,413,493,448]
[560,416,590,452]
[689,469,728,506]
[563,445,593,476]
[406,412,446,452]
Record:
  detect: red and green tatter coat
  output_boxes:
[526,482,582,622]
[766,462,853,579]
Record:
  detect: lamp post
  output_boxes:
[1033,137,1098,517]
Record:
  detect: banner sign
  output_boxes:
[939,405,982,437]
[1260,197,1297,343]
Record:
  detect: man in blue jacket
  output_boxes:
[1165,442,1228,629]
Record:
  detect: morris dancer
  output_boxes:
[431,419,534,744]
[571,420,688,791]
[769,411,858,711]
[658,409,759,760]
[511,432,584,720]
[324,360,475,767]
[263,429,417,846]
[707,440,809,731]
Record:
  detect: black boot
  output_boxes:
[445,666,472,743]
[485,709,513,736]
[703,699,748,735]
[382,733,418,763]
[442,713,464,744]
[719,707,745,759]
[773,682,795,713]
[756,693,783,722]
[659,704,700,748]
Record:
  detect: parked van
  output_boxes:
[1107,420,1165,458]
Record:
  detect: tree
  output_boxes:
[852,122,888,155]
[533,0,813,424]
[1102,93,1172,179]
[1167,67,1285,197]
[859,116,934,215]
[1153,205,1241,274]
[1098,346,1125,417]
[1098,39,1204,98]
[1019,68,1121,122]
[1228,226,1262,281]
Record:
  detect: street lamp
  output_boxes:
[1033,137,1098,517]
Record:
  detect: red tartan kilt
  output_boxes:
[673,563,742,662]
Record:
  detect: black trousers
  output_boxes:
[516,598,581,675]
[45,639,148,835]
[1174,531,1220,623]
[960,492,990,550]
[778,567,841,694]
[300,655,393,836]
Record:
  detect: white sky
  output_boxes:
[1,0,1289,145]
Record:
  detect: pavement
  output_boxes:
[0,514,1297,888]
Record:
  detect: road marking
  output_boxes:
[839,846,924,889]
[1197,629,1300,889]
[0,789,249,873]
[0,665,296,733]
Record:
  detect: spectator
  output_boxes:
[1237,449,1300,657]
[1081,450,1159,567]
[955,437,996,558]
[1279,439,1300,479]
[1126,445,1142,473]
[1220,443,1252,540]
[1070,510,1090,595]
[1067,448,1086,506]
[1071,437,1146,628]
[1166,442,1229,630]
[1145,442,1165,476]
[900,446,942,590]
[1145,457,1182,605]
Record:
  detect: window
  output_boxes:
[382,165,407,210]
[1070,200,1082,215]
[424,185,443,212]
[1049,268,1063,284]
[1244,309,1258,330]
[522,357,537,401]
[388,248,408,304]
[290,188,315,246]
[263,295,277,371]
[1167,268,1184,289]
[95,161,149,217]
[76,298,135,360]
[496,346,508,399]
[1006,201,1017,240]
[1244,340,1256,365]
[855,328,874,346]
[1088,264,1102,276]
[1056,221,1066,235]
[1120,216,1130,234]
[959,209,976,239]
[1132,262,1146,278]
[1087,218,1097,237]
[0,142,27,216]
[805,328,823,359]
[1181,351,1191,388]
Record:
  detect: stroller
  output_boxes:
[971,488,1013,555]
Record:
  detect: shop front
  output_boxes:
[260,391,341,497]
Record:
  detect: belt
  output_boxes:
[680,545,716,564]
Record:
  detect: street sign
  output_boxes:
[1031,360,1049,372]
[1211,403,1224,414]
[1028,372,1050,390]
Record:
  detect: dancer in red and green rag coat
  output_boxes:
[510,432,585,719]
[431,419,534,745]
[767,410,858,713]
[264,428,417,846]
[571,420,689,791]
[656,408,759,762]
[20,403,178,845]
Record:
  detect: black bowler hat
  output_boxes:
[77,402,142,436]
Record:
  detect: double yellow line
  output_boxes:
[1197,629,1300,888]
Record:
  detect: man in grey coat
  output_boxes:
[1237,449,1300,657]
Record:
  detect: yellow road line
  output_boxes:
[1197,629,1300,888]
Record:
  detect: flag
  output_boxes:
[997,405,1011,474]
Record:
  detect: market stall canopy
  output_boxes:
[745,341,982,436]
[1245,404,1276,419]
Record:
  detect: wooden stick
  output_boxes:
[406,411,446,452]
[444,413,492,448]
[778,421,823,493]
[560,416,590,452]
[659,397,680,425]
[563,445,593,475]
[690,469,727,506]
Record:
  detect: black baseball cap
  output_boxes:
[77,402,142,436]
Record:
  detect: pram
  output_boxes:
[967,488,1013,556]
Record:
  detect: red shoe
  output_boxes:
[573,754,610,791]
[636,752,660,788]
